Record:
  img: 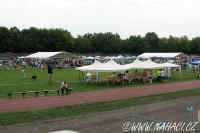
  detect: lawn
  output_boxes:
[0,67,197,98]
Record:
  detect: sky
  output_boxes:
[0,0,200,39]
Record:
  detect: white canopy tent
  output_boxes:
[86,56,95,60]
[134,59,162,69]
[122,59,143,69]
[115,55,124,59]
[76,60,102,71]
[94,60,128,72]
[23,52,76,59]
[18,56,26,59]
[122,59,162,69]
[160,62,180,68]
[76,59,181,73]
[133,60,180,69]
[24,52,63,59]
[76,59,181,82]
[123,59,180,69]
[138,53,182,58]
[76,60,128,72]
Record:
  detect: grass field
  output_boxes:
[0,67,197,98]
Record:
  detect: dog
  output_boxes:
[32,75,37,80]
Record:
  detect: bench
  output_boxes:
[27,91,40,97]
[15,91,27,98]
[41,89,59,96]
[67,88,72,94]
[47,88,72,95]
[14,91,40,98]
[8,88,71,98]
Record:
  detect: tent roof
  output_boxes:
[138,53,182,58]
[122,59,161,69]
[160,62,180,68]
[86,56,95,59]
[25,52,63,59]
[94,60,127,72]
[76,60,102,71]
[122,59,142,69]
[24,52,76,59]
[77,59,180,72]
[134,59,162,69]
[76,60,128,72]
[191,61,200,65]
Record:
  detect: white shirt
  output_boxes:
[161,71,166,77]
[22,61,26,66]
[60,82,67,89]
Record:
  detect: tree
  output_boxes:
[189,37,200,54]
[74,36,92,53]
[127,35,145,54]
[0,27,10,52]
[144,32,159,52]
[0,26,199,55]
[9,27,22,52]
[178,36,189,53]
[167,36,179,52]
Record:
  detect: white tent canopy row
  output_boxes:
[21,51,76,59]
[138,53,182,58]
[159,62,179,68]
[76,60,128,72]
[23,52,63,59]
[121,59,160,69]
[76,60,102,71]
[76,59,180,72]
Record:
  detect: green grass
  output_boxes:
[0,88,200,126]
[0,67,197,98]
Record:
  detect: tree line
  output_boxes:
[0,26,200,55]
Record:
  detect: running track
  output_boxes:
[0,80,199,112]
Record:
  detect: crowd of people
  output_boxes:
[84,69,171,85]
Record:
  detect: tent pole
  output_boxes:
[179,66,182,79]
[82,72,84,81]
[78,71,80,80]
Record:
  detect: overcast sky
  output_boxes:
[1,0,200,39]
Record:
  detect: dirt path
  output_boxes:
[0,80,200,112]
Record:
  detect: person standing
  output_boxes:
[147,70,153,84]
[168,67,172,79]
[21,68,26,79]
[48,62,53,84]
[85,72,92,82]
[22,61,26,69]
[14,63,17,69]
[8,60,13,70]
[157,69,161,81]
[160,69,166,80]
